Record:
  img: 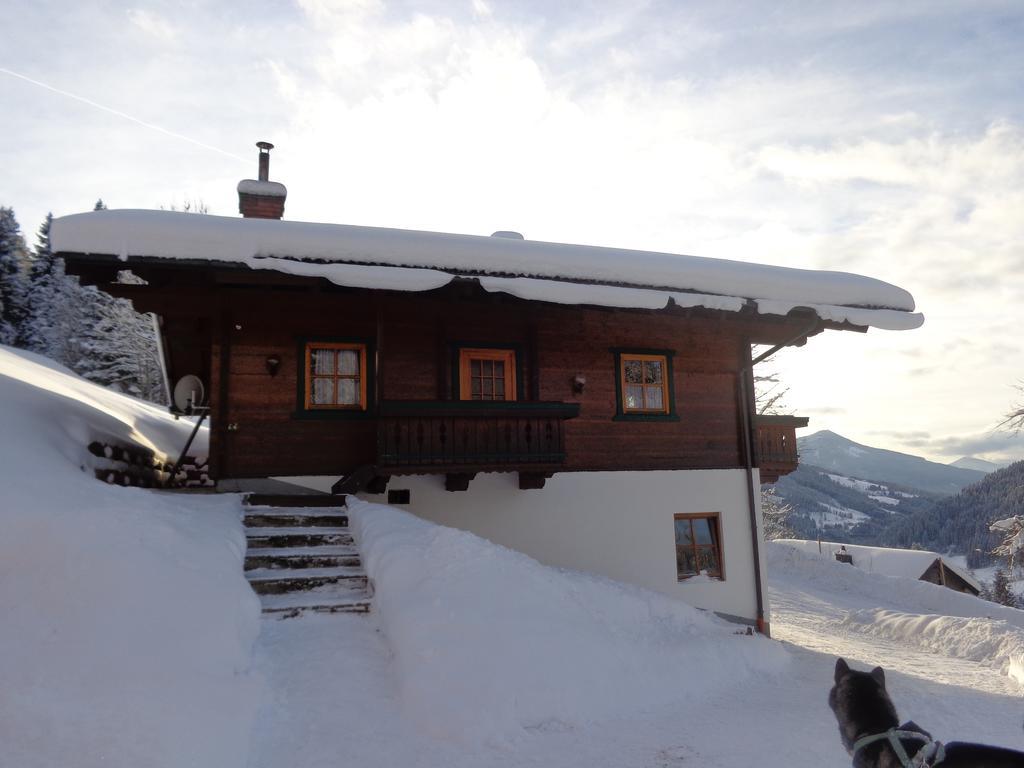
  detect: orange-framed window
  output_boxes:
[458,348,517,401]
[620,353,670,413]
[304,342,368,410]
[674,513,724,580]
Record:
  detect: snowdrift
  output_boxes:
[0,346,261,768]
[840,610,1024,684]
[350,499,788,744]
[768,541,1024,684]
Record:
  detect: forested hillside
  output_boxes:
[773,464,942,543]
[881,461,1024,567]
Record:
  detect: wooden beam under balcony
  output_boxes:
[377,400,580,477]
[755,415,809,483]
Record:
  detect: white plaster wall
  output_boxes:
[358,469,769,624]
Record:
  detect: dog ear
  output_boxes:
[870,666,885,687]
[835,658,850,682]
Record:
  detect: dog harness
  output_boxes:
[852,728,946,767]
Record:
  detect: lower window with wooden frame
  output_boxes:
[303,341,368,410]
[674,513,724,580]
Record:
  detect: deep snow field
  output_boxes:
[0,346,261,768]
[3,343,1023,768]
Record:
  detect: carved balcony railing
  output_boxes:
[755,415,809,483]
[377,401,581,475]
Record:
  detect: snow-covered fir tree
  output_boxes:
[23,212,60,356]
[73,274,166,402]
[9,203,167,404]
[0,207,30,345]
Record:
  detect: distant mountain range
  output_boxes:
[772,431,1021,562]
[797,430,985,495]
[949,456,1004,474]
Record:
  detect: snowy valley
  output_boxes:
[3,344,1024,768]
[774,431,1023,580]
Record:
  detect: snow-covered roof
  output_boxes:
[51,209,924,331]
[237,179,287,197]
[775,539,982,592]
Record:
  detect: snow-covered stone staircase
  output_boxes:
[243,496,371,618]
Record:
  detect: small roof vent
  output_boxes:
[490,230,524,240]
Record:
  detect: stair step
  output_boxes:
[245,494,347,508]
[244,512,349,528]
[247,565,365,581]
[245,525,349,537]
[246,544,358,556]
[248,572,369,595]
[242,496,370,618]
[261,593,371,617]
[245,553,362,571]
[246,532,354,549]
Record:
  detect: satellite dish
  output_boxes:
[172,374,206,413]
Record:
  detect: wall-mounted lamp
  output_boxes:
[572,373,587,394]
[265,355,281,377]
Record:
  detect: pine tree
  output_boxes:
[991,568,1018,608]
[29,213,55,281]
[66,272,166,403]
[23,213,59,355]
[0,207,30,346]
[94,198,107,211]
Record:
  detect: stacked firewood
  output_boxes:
[87,441,214,489]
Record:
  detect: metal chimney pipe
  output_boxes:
[256,141,274,182]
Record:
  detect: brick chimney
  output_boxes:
[238,141,287,219]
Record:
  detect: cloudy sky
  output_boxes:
[3,0,1023,464]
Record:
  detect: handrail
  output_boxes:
[377,400,578,470]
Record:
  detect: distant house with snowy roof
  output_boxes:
[775,540,981,596]
[50,143,923,634]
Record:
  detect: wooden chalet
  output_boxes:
[51,145,923,632]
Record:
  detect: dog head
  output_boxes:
[829,658,899,755]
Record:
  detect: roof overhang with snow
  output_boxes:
[51,210,924,332]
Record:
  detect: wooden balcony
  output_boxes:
[376,400,581,487]
[755,415,809,483]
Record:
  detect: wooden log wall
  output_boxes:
[197,283,768,478]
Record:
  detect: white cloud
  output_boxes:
[126,8,179,42]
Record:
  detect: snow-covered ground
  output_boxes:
[0,346,262,768]
[825,471,909,510]
[5,342,1024,768]
[813,500,870,526]
[246,532,1024,768]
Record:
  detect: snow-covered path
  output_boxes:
[247,612,1024,768]
[247,591,1024,767]
[770,580,1021,698]
[245,530,1024,768]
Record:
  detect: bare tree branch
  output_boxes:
[753,371,790,416]
[999,381,1024,433]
